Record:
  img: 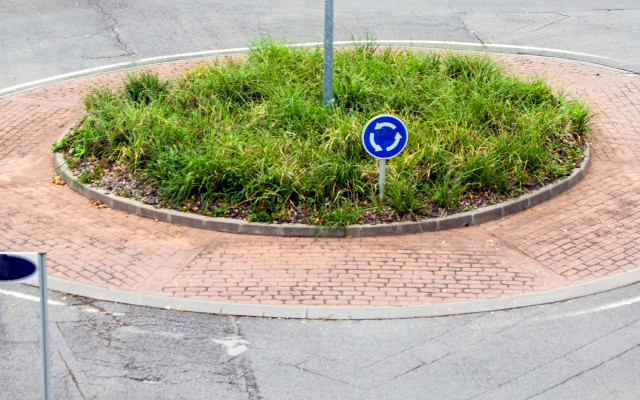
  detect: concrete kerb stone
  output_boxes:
[46,267,640,320]
[53,133,591,237]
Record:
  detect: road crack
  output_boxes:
[526,14,570,33]
[277,360,351,385]
[88,0,135,57]
[466,316,640,399]
[59,350,88,399]
[458,14,486,47]
[233,322,263,400]
[526,342,640,399]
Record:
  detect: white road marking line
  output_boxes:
[566,295,640,317]
[0,288,65,306]
[2,41,620,98]
[549,295,640,320]
[0,288,127,317]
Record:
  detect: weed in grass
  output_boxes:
[54,40,594,227]
[212,202,231,217]
[78,165,103,184]
[385,173,426,216]
[248,209,273,223]
[320,202,363,228]
[431,172,467,210]
[122,71,170,105]
[116,189,133,198]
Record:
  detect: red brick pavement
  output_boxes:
[1,54,639,306]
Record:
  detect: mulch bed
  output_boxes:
[66,155,572,226]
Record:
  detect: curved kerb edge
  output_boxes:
[47,266,640,320]
[53,132,591,237]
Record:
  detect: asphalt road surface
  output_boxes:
[1,283,639,399]
[1,1,639,399]
[2,0,640,90]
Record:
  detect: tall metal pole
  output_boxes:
[38,252,51,400]
[323,0,334,107]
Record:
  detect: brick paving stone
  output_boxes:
[1,54,639,306]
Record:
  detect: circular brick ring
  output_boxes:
[4,42,637,319]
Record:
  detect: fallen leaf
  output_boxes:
[89,200,108,209]
[51,176,66,186]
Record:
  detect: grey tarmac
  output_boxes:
[1,282,639,399]
[2,0,640,90]
[1,1,640,399]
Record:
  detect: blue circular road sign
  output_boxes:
[362,114,408,159]
[0,254,37,282]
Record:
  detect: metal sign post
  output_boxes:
[0,252,51,400]
[38,252,52,400]
[361,114,409,200]
[378,159,386,200]
[323,0,334,107]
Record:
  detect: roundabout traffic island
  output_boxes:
[53,42,594,237]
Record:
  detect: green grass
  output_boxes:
[53,40,593,226]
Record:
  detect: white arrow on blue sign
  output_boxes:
[361,114,408,159]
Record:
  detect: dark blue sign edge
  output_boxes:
[361,114,408,160]
[0,253,38,282]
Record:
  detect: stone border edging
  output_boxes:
[46,266,640,320]
[54,143,590,237]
